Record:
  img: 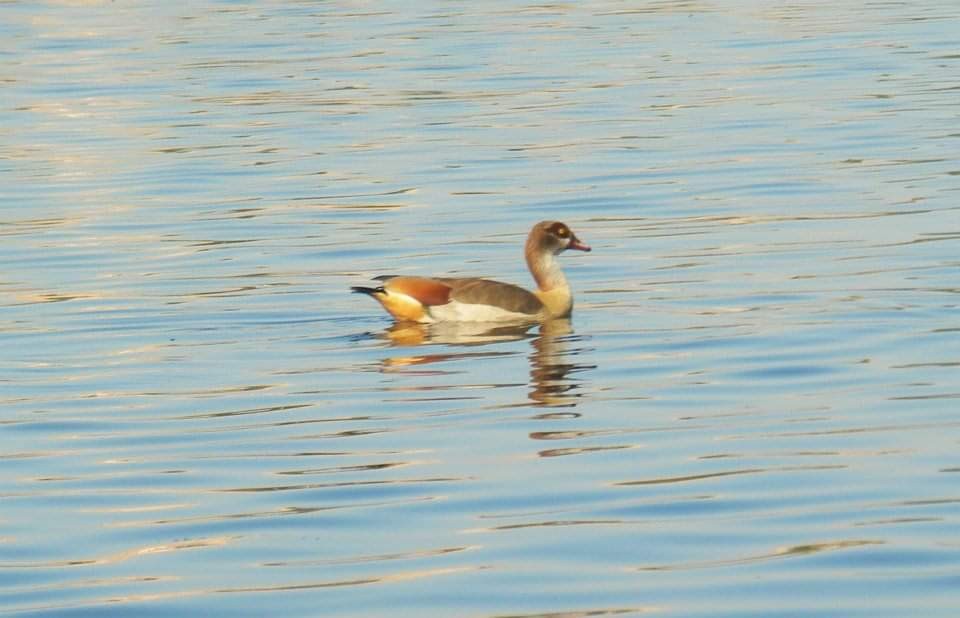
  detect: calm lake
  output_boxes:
[2,2,959,616]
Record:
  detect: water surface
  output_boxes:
[2,2,959,617]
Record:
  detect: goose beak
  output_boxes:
[569,236,591,252]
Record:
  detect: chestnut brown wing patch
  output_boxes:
[383,277,453,306]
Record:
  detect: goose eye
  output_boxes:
[550,223,570,238]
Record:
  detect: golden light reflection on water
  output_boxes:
[634,539,884,572]
[107,496,440,530]
[5,564,492,614]
[261,545,479,568]
[209,565,488,595]
[0,536,236,569]
[615,463,849,487]
[489,610,658,618]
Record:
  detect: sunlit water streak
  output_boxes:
[2,2,958,617]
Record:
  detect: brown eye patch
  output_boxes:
[548,222,570,238]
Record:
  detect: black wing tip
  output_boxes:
[351,286,386,296]
[372,275,399,282]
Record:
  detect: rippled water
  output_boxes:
[3,2,959,616]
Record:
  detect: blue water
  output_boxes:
[2,2,958,616]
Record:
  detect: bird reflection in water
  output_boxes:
[373,319,593,407]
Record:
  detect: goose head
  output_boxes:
[528,220,591,255]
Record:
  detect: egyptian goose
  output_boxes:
[351,221,591,323]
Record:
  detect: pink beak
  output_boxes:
[569,236,591,252]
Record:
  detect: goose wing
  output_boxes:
[375,275,544,319]
[441,278,543,315]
